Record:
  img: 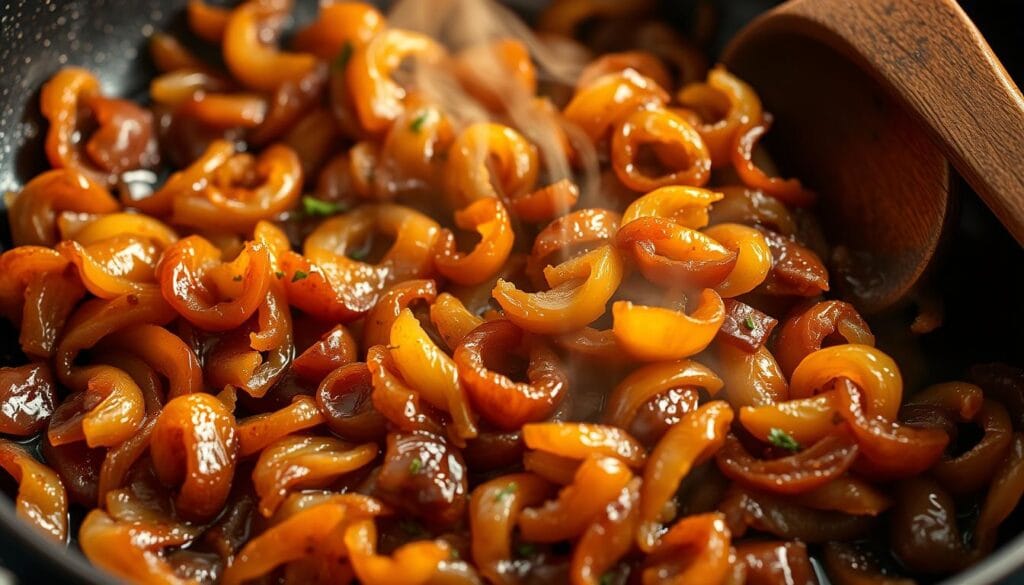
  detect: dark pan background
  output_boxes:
[0,0,1021,583]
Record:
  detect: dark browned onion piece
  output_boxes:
[462,385,576,471]
[316,362,387,443]
[716,433,859,495]
[292,325,359,384]
[717,299,778,353]
[676,462,733,518]
[614,217,738,288]
[889,477,972,575]
[366,345,446,436]
[823,541,915,585]
[758,230,829,297]
[461,429,525,472]
[708,186,798,235]
[249,63,329,147]
[734,540,818,585]
[930,400,1013,495]
[627,387,701,447]
[235,371,314,415]
[831,379,948,480]
[0,363,57,436]
[975,433,1024,553]
[774,300,874,377]
[719,487,875,543]
[375,431,468,528]
[455,320,568,431]
[41,433,103,507]
[970,363,1024,429]
[85,96,160,174]
[899,404,958,440]
[202,487,258,561]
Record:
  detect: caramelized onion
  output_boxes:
[455,320,568,431]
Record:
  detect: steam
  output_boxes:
[387,0,601,206]
[388,0,585,84]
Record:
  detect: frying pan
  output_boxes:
[0,0,1022,583]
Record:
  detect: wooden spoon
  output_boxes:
[723,0,1024,313]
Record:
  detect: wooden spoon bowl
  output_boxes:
[723,0,1024,314]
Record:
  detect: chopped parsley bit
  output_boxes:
[515,543,536,558]
[409,457,423,474]
[291,270,309,282]
[743,316,757,330]
[274,271,284,279]
[767,428,801,452]
[494,483,518,502]
[599,573,616,585]
[333,41,354,70]
[449,548,460,560]
[348,247,369,261]
[409,110,432,133]
[232,274,243,282]
[302,195,348,217]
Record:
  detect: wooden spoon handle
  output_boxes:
[765,0,1024,244]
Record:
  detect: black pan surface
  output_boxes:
[0,1,1022,583]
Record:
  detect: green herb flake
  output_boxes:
[599,574,615,585]
[232,274,243,282]
[409,457,423,474]
[516,543,536,558]
[449,548,460,560]
[767,428,801,452]
[291,270,309,283]
[302,196,348,217]
[743,316,756,330]
[494,483,518,502]
[333,41,354,70]
[348,247,369,261]
[409,110,432,133]
[275,271,284,279]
